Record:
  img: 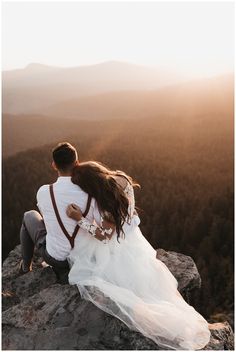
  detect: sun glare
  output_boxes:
[2,1,234,77]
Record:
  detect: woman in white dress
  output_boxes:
[66,161,211,350]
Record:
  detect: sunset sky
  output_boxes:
[2,1,234,77]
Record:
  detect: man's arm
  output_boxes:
[36,185,47,216]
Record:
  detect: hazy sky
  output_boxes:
[2,1,234,77]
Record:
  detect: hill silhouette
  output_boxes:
[44,73,233,119]
[3,61,186,115]
[2,73,233,157]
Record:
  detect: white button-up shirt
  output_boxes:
[37,176,100,261]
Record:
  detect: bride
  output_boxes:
[66,161,211,350]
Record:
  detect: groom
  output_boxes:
[19,142,94,283]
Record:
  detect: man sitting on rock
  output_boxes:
[19,142,97,283]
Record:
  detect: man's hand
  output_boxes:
[66,204,83,221]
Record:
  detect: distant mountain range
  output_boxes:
[2,61,234,157]
[44,73,234,120]
[2,60,199,115]
[2,63,234,120]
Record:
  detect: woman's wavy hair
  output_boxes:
[71,161,140,241]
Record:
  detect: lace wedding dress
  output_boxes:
[68,181,211,350]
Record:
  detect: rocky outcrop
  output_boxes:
[156,249,201,302]
[2,245,234,350]
[204,322,234,350]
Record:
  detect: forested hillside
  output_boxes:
[3,112,234,324]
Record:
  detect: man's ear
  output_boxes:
[51,161,58,171]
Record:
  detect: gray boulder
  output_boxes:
[156,248,201,292]
[2,245,234,350]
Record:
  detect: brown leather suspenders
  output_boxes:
[49,184,92,249]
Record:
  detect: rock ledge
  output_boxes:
[2,245,234,350]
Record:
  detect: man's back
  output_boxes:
[37,176,95,260]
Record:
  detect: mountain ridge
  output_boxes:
[2,69,233,117]
[3,60,219,115]
[43,73,234,119]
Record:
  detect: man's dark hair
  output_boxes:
[52,142,78,172]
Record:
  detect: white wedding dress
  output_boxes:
[68,181,211,350]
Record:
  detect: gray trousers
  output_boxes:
[20,210,69,280]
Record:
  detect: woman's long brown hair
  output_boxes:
[71,161,140,241]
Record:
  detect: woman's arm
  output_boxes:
[114,175,137,220]
[66,204,115,243]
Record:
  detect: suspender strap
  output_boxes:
[70,193,92,244]
[49,184,92,248]
[49,184,71,243]
[83,195,92,218]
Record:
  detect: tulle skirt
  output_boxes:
[68,217,211,350]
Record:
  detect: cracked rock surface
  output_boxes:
[2,245,234,350]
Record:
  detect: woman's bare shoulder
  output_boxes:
[113,174,129,189]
